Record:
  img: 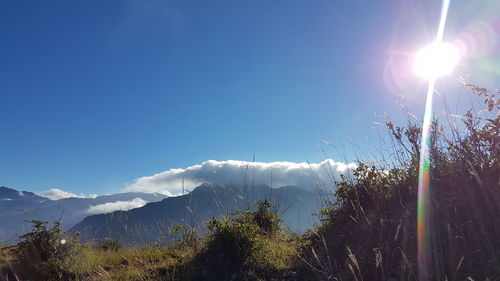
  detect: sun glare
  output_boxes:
[413,42,459,80]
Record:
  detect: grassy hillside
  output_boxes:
[296,83,500,281]
[1,200,299,281]
[1,83,499,281]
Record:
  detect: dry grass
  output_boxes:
[0,245,15,281]
[0,243,194,281]
[68,245,194,281]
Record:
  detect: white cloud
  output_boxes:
[86,198,148,215]
[37,188,92,200]
[125,159,356,196]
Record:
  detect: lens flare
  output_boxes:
[413,42,459,79]
[417,0,452,280]
[417,79,435,281]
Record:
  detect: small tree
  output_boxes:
[13,220,79,281]
[97,238,123,252]
[253,198,282,235]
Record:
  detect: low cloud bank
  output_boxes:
[38,188,97,200]
[86,198,148,215]
[125,159,356,196]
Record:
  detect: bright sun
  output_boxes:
[413,42,459,80]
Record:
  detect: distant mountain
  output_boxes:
[0,186,167,244]
[72,183,323,245]
[0,186,51,216]
[0,186,46,201]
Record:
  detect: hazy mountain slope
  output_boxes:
[0,186,51,216]
[0,187,166,244]
[72,183,322,245]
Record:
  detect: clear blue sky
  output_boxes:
[1,0,498,195]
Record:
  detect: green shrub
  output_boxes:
[253,198,282,235]
[203,198,283,271]
[207,212,260,267]
[96,238,123,252]
[12,220,80,281]
[174,228,203,252]
[177,199,293,281]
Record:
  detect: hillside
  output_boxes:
[72,183,320,245]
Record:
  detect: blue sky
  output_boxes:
[1,0,498,195]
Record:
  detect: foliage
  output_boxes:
[204,198,283,267]
[96,238,123,252]
[297,83,500,281]
[253,198,283,235]
[177,199,294,281]
[171,224,204,251]
[207,212,260,267]
[12,220,80,281]
[0,244,14,281]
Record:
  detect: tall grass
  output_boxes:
[296,82,499,280]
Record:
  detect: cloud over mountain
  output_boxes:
[37,188,97,200]
[125,159,356,196]
[86,198,148,215]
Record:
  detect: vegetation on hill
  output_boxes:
[1,199,298,281]
[295,83,499,281]
[0,83,498,280]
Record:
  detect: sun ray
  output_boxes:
[416,0,453,280]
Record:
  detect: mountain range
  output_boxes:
[0,186,166,244]
[1,183,326,245]
[72,183,323,245]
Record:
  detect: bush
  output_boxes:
[173,227,203,252]
[12,220,80,281]
[253,198,282,235]
[207,212,260,268]
[178,199,293,281]
[96,238,123,252]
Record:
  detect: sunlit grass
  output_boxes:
[68,245,193,280]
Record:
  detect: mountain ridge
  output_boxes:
[71,183,323,245]
[0,186,167,244]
